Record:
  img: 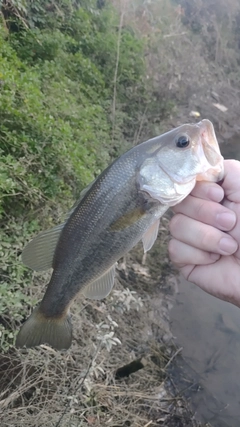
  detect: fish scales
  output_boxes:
[41,146,165,317]
[16,119,224,350]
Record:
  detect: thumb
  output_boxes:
[221,160,240,203]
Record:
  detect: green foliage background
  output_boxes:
[0,0,171,349]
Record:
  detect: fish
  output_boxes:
[16,119,224,350]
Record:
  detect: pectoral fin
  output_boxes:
[83,264,117,300]
[22,223,65,271]
[142,219,160,253]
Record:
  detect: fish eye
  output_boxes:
[176,135,190,148]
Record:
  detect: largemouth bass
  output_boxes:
[16,119,224,350]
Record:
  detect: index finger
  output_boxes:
[190,181,224,202]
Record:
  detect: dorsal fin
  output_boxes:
[22,179,97,272]
[64,178,97,221]
[22,223,65,271]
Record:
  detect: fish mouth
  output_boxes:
[195,120,224,182]
[157,119,224,187]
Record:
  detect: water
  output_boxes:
[170,137,240,426]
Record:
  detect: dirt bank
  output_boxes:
[0,215,210,427]
[166,78,240,145]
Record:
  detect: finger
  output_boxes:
[168,239,220,266]
[222,199,240,259]
[190,181,224,202]
[179,263,227,300]
[172,195,236,231]
[178,264,195,282]
[222,160,240,203]
[169,214,238,255]
[186,256,240,308]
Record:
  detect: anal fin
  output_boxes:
[83,264,117,300]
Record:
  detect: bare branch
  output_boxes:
[111,0,126,142]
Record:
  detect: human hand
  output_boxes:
[168,159,240,307]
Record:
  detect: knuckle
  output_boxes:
[201,229,217,249]
[194,199,207,219]
[191,181,209,198]
[169,214,183,236]
[227,159,240,173]
[168,239,180,261]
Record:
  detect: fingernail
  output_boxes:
[208,185,224,202]
[216,212,236,229]
[219,237,238,254]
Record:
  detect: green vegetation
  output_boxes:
[0,0,151,348]
[0,0,178,349]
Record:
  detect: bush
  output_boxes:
[0,1,153,349]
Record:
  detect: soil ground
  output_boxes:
[0,216,213,427]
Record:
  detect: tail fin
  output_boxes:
[15,307,72,350]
